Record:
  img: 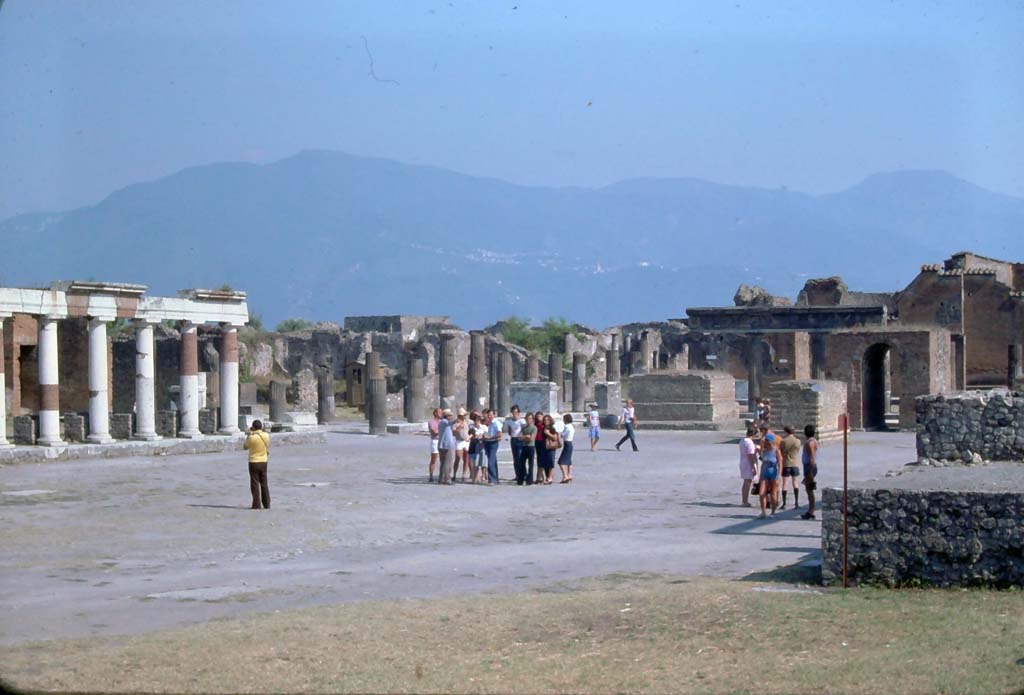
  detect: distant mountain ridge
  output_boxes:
[4,150,1022,328]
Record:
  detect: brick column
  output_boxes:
[218,325,240,434]
[37,316,64,446]
[178,321,202,438]
[86,317,114,443]
[133,319,160,440]
[0,316,11,448]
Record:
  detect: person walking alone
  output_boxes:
[244,420,271,510]
[615,399,639,451]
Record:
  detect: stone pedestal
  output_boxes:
[629,371,739,429]
[509,382,558,415]
[572,352,586,412]
[595,382,622,428]
[406,357,426,422]
[110,413,134,440]
[156,410,178,438]
[13,415,36,445]
[64,413,86,442]
[199,408,219,434]
[269,381,287,423]
[467,331,487,410]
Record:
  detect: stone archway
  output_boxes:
[862,343,891,430]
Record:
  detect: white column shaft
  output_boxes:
[37,317,63,446]
[86,318,113,443]
[179,322,201,437]
[134,322,159,440]
[0,317,10,447]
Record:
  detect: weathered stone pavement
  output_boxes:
[0,427,916,645]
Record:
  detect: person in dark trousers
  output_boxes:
[801,424,819,520]
[516,412,537,485]
[615,398,639,451]
[244,420,271,509]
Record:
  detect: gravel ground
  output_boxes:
[0,427,917,646]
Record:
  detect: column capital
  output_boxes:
[87,314,116,325]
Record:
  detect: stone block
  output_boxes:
[156,410,178,438]
[594,382,622,414]
[199,408,219,435]
[767,379,847,438]
[110,413,134,440]
[63,413,86,443]
[13,415,36,445]
[239,382,258,406]
[278,411,318,430]
[628,371,739,424]
[508,382,558,415]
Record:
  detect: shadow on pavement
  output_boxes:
[740,551,822,584]
[187,503,251,510]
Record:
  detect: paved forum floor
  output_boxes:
[0,428,917,646]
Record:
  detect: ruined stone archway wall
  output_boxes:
[823,328,951,430]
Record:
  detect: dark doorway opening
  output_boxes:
[863,343,891,430]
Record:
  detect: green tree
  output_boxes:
[246,313,264,331]
[275,318,314,333]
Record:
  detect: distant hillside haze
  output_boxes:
[4,150,1023,329]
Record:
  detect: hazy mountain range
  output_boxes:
[4,150,1023,329]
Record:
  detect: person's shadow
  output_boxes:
[187,503,251,510]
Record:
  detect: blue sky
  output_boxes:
[1,0,1022,220]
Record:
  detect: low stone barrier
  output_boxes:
[916,390,1024,463]
[821,465,1024,587]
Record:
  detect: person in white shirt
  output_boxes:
[615,399,639,452]
[739,425,758,507]
[502,405,525,480]
[558,413,576,482]
[587,404,601,451]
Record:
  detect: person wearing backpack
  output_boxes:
[244,420,271,510]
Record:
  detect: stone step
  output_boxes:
[637,420,743,431]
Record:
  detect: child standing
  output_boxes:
[587,404,600,451]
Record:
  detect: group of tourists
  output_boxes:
[427,406,577,485]
[739,422,818,519]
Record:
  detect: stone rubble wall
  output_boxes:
[915,390,1024,463]
[821,487,1024,587]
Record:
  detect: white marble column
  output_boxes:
[218,325,240,434]
[0,316,12,448]
[37,316,64,446]
[178,321,201,438]
[86,317,114,443]
[133,320,160,440]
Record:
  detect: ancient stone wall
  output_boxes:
[821,484,1024,587]
[767,380,847,437]
[916,390,1024,462]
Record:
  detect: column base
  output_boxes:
[218,426,241,435]
[177,430,203,439]
[132,433,162,441]
[37,436,66,447]
[0,442,14,450]
[87,434,115,444]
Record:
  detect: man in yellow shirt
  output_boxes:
[244,420,271,509]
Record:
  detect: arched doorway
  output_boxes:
[863,343,891,430]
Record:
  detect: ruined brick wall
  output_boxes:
[916,390,1024,462]
[824,328,952,430]
[821,486,1024,587]
[5,314,38,414]
[767,379,847,436]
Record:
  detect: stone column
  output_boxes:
[218,325,240,434]
[269,381,287,422]
[606,348,621,382]
[952,334,966,391]
[0,316,11,448]
[526,355,540,382]
[572,352,586,412]
[548,351,561,404]
[495,350,512,415]
[178,321,201,438]
[366,351,387,434]
[438,332,456,410]
[133,320,160,440]
[467,331,487,410]
[86,317,114,443]
[810,333,827,380]
[37,316,63,446]
[747,334,763,413]
[406,357,425,422]
[638,331,652,374]
[317,367,335,424]
[629,350,644,375]
[368,350,385,421]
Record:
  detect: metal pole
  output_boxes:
[841,412,849,589]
